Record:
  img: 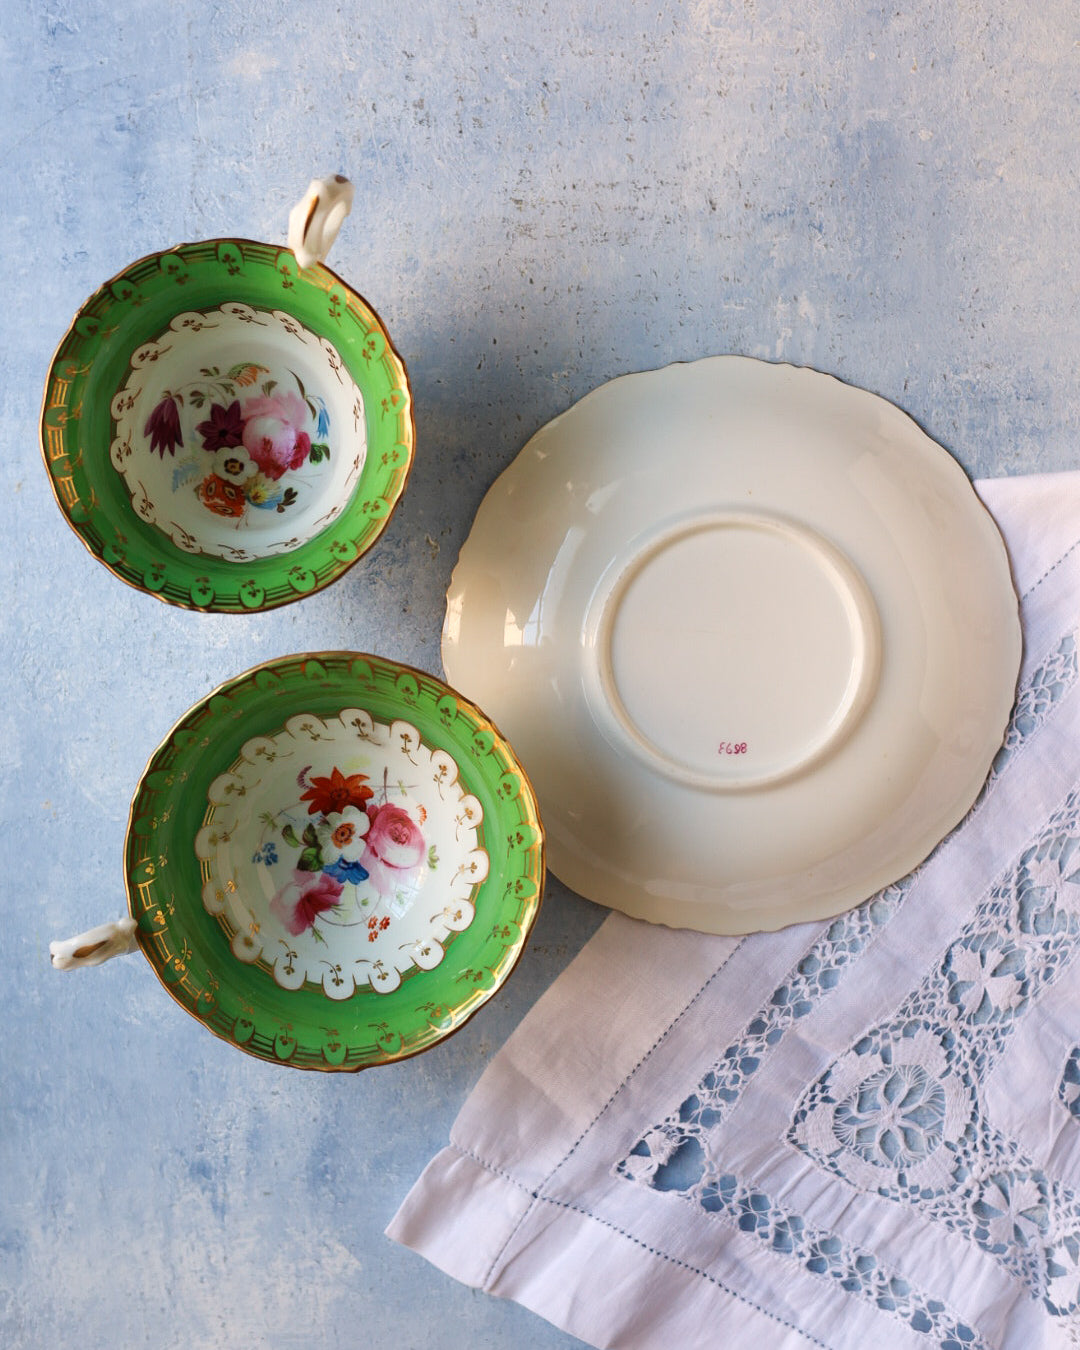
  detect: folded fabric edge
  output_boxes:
[387,1146,826,1350]
[439,911,737,1188]
[386,1145,537,1289]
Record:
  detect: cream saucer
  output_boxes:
[442,358,1021,935]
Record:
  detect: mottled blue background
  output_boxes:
[3,2,1079,1346]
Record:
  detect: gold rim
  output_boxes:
[122,650,546,1072]
[39,239,417,614]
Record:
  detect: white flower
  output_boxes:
[620,1153,662,1182]
[640,1127,682,1167]
[948,943,1024,1019]
[1044,1234,1080,1313]
[973,1174,1045,1247]
[210,444,257,485]
[1027,854,1064,892]
[317,804,370,865]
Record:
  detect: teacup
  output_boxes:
[50,652,545,1071]
[41,178,414,612]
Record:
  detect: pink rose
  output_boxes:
[362,803,426,898]
[270,868,343,935]
[241,392,312,480]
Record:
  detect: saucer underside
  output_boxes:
[443,357,1021,934]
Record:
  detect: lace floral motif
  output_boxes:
[618,635,1077,1195]
[790,795,1080,1312]
[618,882,913,1187]
[821,1031,969,1191]
[615,632,1080,1338]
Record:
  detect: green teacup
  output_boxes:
[50,653,545,1071]
[41,179,413,612]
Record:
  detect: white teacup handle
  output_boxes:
[50,916,139,970]
[287,175,355,270]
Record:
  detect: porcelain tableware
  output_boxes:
[51,653,544,1070]
[442,357,1021,934]
[41,179,413,612]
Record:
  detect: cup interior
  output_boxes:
[43,241,413,611]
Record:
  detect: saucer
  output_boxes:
[124,653,544,1069]
[442,358,1021,934]
[41,241,413,611]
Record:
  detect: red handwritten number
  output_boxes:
[718,742,749,756]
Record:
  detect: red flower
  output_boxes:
[144,395,183,456]
[197,473,246,517]
[300,766,374,817]
[196,400,244,451]
[270,870,344,935]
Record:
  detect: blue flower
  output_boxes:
[323,856,369,885]
[315,400,330,439]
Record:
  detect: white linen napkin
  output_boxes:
[389,472,1080,1349]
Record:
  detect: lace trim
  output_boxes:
[614,633,1080,1336]
[615,1154,987,1349]
[989,634,1076,782]
[620,881,915,1187]
[618,635,1076,1192]
[786,792,1080,1314]
[1060,1050,1080,1121]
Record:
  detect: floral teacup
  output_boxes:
[50,652,545,1071]
[41,179,414,612]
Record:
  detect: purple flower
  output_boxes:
[144,396,183,457]
[196,400,244,452]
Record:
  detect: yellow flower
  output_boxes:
[245,473,275,505]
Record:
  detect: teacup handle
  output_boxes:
[50,916,139,970]
[288,175,355,270]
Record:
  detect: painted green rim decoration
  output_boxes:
[124,652,545,1071]
[41,240,414,612]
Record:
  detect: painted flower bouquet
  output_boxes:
[263,767,430,945]
[196,703,492,1000]
[143,363,330,522]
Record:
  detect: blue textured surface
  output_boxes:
[2,2,1079,1346]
